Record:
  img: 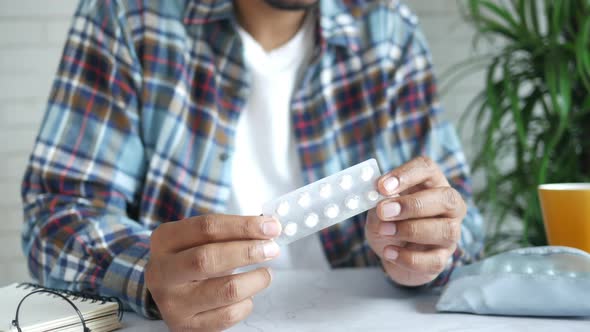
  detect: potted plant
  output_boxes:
[444,0,590,253]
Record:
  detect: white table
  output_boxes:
[121,268,589,331]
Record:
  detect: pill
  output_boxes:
[304,213,319,228]
[319,183,332,198]
[276,201,290,216]
[284,222,298,236]
[345,195,360,210]
[324,203,340,219]
[298,192,311,208]
[366,190,379,202]
[361,166,374,182]
[339,174,353,190]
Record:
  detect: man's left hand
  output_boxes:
[365,156,467,286]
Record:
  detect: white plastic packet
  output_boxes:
[262,158,383,245]
[437,246,590,317]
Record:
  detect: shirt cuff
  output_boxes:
[99,236,160,318]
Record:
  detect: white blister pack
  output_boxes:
[262,158,383,245]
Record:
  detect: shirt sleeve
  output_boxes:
[386,23,485,286]
[21,0,158,317]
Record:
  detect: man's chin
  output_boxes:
[263,0,319,11]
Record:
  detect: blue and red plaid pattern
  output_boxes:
[21,0,484,317]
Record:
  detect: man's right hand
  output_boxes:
[145,214,282,331]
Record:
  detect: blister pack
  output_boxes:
[262,159,383,245]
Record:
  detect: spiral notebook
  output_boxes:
[0,283,123,332]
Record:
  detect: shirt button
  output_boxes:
[219,152,229,161]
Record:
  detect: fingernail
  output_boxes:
[263,241,280,258]
[382,202,401,219]
[379,223,397,236]
[384,247,399,261]
[384,177,399,194]
[262,219,281,237]
[267,267,273,281]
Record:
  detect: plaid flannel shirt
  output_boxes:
[21,0,484,317]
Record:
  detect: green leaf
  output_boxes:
[478,0,521,32]
[575,14,590,91]
[467,0,521,41]
[502,62,527,149]
[528,0,540,36]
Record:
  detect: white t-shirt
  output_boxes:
[226,13,329,270]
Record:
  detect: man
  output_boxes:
[22,0,484,330]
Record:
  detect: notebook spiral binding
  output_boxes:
[11,283,124,332]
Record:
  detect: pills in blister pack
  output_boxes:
[262,159,383,245]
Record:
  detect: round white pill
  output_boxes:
[324,203,340,219]
[361,166,374,182]
[345,195,360,210]
[304,213,319,228]
[284,222,298,236]
[366,190,379,202]
[319,183,332,198]
[276,201,290,216]
[339,174,353,190]
[297,192,311,208]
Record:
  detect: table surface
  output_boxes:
[121,268,589,332]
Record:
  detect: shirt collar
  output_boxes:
[183,0,361,51]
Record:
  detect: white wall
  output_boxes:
[0,0,485,286]
[0,0,78,286]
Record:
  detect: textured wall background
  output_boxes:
[0,0,485,286]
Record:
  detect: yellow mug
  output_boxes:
[538,183,590,253]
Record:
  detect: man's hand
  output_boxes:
[145,214,282,331]
[366,157,467,286]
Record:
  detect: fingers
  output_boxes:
[152,214,282,253]
[184,297,254,332]
[381,244,455,276]
[377,156,449,196]
[376,187,466,220]
[367,157,466,288]
[377,218,461,247]
[149,268,271,331]
[198,268,272,313]
[167,240,280,283]
[163,268,271,318]
[364,209,407,252]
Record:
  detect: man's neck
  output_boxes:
[234,0,308,51]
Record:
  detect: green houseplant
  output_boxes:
[444,0,590,252]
